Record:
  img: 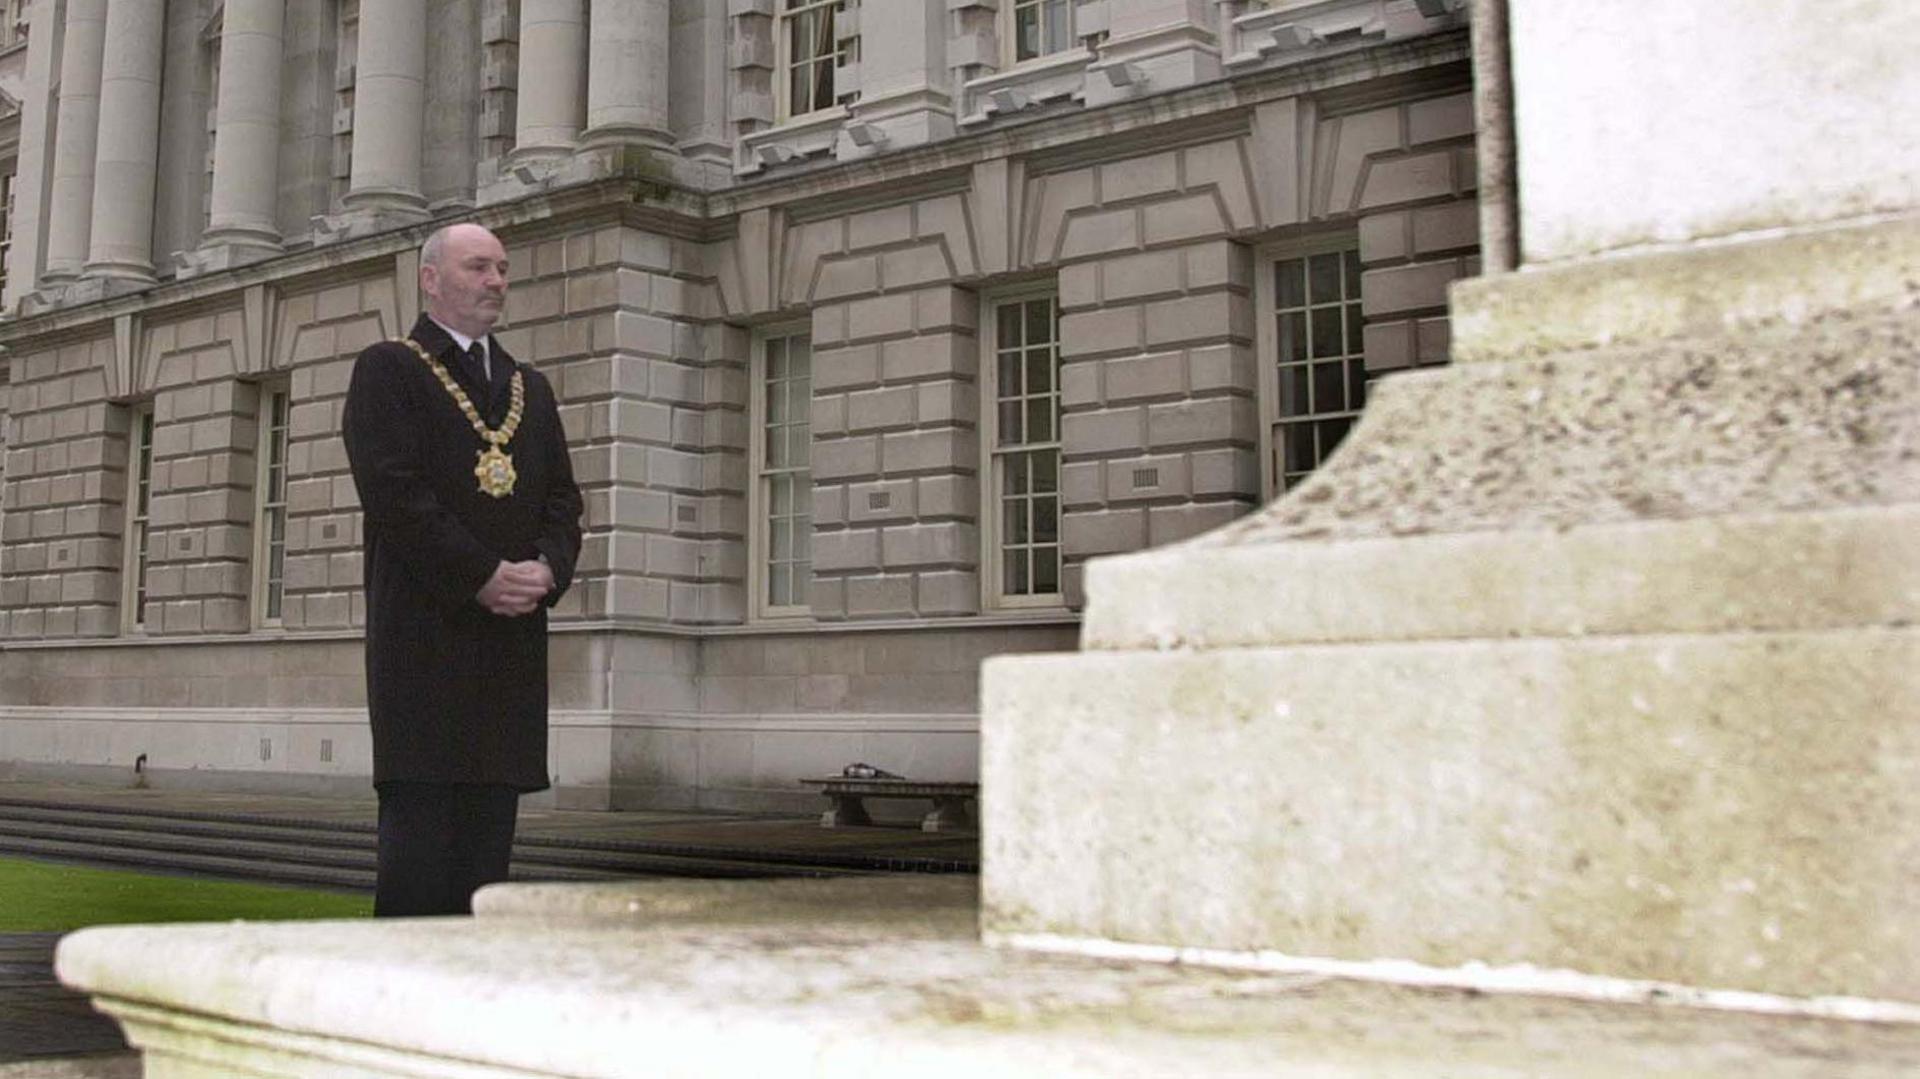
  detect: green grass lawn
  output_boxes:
[0,856,371,932]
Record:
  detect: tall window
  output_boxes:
[253,385,291,625]
[123,407,156,631]
[1264,244,1365,496]
[0,169,14,297]
[986,294,1062,605]
[1009,0,1074,63]
[780,0,857,119]
[757,331,812,615]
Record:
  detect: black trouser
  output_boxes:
[374,781,520,917]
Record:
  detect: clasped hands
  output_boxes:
[476,559,554,617]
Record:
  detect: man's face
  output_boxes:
[422,226,509,337]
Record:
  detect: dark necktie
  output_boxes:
[463,342,490,408]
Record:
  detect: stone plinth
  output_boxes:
[52,878,1920,1078]
[980,0,1920,1007]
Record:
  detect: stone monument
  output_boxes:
[52,1,1920,1074]
[983,0,1920,1007]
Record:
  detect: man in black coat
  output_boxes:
[342,222,583,916]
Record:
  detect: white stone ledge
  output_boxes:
[54,878,1920,1078]
[1081,504,1920,651]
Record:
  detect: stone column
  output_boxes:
[511,0,587,163]
[40,0,108,284]
[343,0,428,214]
[582,0,672,148]
[201,0,287,257]
[81,0,166,282]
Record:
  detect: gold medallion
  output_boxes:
[396,336,527,499]
[474,444,518,498]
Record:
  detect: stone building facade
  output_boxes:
[0,0,1479,811]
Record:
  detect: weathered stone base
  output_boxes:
[54,878,1920,1078]
[979,214,1920,1003]
[981,622,1920,1001]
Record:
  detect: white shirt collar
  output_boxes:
[428,316,489,377]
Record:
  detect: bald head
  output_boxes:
[419,224,509,338]
[420,223,503,271]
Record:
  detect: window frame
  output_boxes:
[120,404,156,633]
[1254,233,1369,502]
[775,0,859,123]
[979,286,1066,611]
[1001,0,1077,67]
[251,380,291,629]
[0,0,25,51]
[747,323,816,622]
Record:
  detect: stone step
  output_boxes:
[0,804,869,889]
[0,833,379,891]
[51,878,1920,1078]
[0,796,974,874]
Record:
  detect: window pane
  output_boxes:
[1276,259,1305,308]
[1033,546,1060,593]
[771,517,792,560]
[997,302,1023,348]
[789,335,811,372]
[1344,248,1364,293]
[998,349,1022,398]
[767,379,787,424]
[1311,307,1343,358]
[999,399,1024,446]
[769,564,791,607]
[771,474,792,514]
[794,518,811,561]
[767,337,787,379]
[790,426,812,467]
[1282,312,1307,363]
[1309,252,1341,304]
[1030,450,1058,494]
[1349,360,1369,408]
[1345,303,1364,355]
[1006,498,1029,543]
[1025,299,1053,342]
[1043,0,1069,53]
[811,58,833,113]
[1313,361,1345,413]
[1282,422,1315,473]
[1005,551,1029,595]
[1025,349,1053,394]
[1280,363,1309,417]
[1016,4,1039,60]
[1026,398,1053,443]
[788,53,812,114]
[1033,496,1058,543]
[1004,453,1029,495]
[1318,417,1353,458]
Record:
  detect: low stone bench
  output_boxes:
[799,778,978,832]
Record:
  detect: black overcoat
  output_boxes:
[342,315,583,792]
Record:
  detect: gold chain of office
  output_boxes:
[396,336,526,499]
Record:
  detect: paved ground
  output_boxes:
[0,779,978,1069]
